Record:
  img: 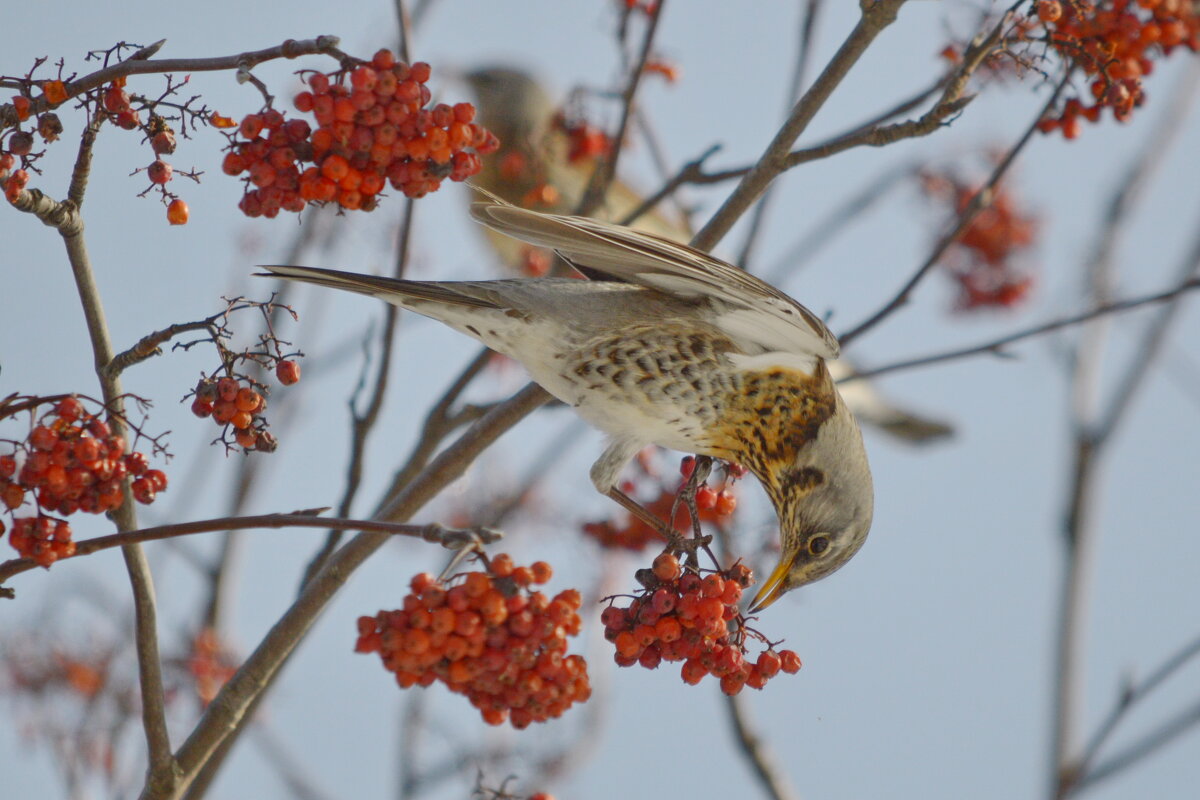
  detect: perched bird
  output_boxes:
[262,200,874,611]
[464,65,953,445]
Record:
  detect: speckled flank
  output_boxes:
[557,324,838,488]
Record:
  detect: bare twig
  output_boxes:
[691,0,908,252]
[723,693,802,800]
[1071,631,1200,794]
[371,347,493,516]
[299,200,417,588]
[1074,697,1200,793]
[1050,66,1200,798]
[1,37,347,130]
[577,0,666,217]
[0,513,502,586]
[736,0,825,270]
[839,70,1071,347]
[845,277,1200,382]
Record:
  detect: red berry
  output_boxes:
[167,198,189,225]
[695,485,717,510]
[276,360,301,385]
[148,159,173,184]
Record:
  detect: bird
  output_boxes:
[463,65,953,445]
[261,199,875,612]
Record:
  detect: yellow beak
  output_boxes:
[748,550,796,613]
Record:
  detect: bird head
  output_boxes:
[463,66,555,140]
[749,399,875,613]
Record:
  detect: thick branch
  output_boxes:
[59,128,176,793]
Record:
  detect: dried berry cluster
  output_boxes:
[2,77,69,203]
[603,553,801,695]
[223,49,499,217]
[2,396,166,567]
[1034,0,1199,137]
[583,455,741,551]
[355,557,591,729]
[920,170,1037,310]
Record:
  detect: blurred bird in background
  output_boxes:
[463,65,954,445]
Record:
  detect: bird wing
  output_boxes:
[470,201,839,360]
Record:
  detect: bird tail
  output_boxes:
[257,265,500,310]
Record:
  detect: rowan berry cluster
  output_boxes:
[603,553,801,695]
[186,627,238,706]
[1033,0,1199,137]
[582,454,740,551]
[920,170,1037,310]
[1,395,166,567]
[552,112,611,164]
[178,296,302,453]
[355,557,591,729]
[223,49,499,217]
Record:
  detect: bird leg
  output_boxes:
[605,486,676,539]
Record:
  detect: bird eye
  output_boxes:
[808,536,830,556]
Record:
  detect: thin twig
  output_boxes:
[299,200,417,588]
[736,0,824,270]
[844,277,1200,382]
[0,513,502,586]
[1050,65,1200,798]
[1074,697,1200,793]
[1,37,347,130]
[1071,631,1200,793]
[723,693,802,800]
[691,0,908,252]
[371,347,493,516]
[577,0,666,217]
[839,70,1071,347]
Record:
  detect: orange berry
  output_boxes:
[166,198,189,225]
[652,552,681,582]
[235,387,262,412]
[148,159,173,185]
[1037,0,1062,23]
[275,360,301,385]
[42,80,68,105]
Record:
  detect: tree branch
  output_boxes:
[691,0,908,252]
[844,277,1200,382]
[722,693,802,800]
[0,513,501,587]
[839,69,1071,347]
